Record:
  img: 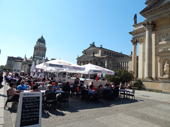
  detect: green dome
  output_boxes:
[37,35,45,43]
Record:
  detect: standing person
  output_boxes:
[39,70,44,81]
[0,72,3,89]
[72,77,79,96]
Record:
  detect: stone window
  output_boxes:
[104,51,106,54]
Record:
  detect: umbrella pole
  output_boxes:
[56,72,59,82]
[65,72,68,82]
[88,74,90,79]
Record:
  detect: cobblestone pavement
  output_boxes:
[3,83,170,127]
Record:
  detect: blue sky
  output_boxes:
[0,0,146,65]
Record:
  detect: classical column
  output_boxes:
[143,22,153,79]
[132,41,137,79]
[152,32,156,79]
[138,38,144,79]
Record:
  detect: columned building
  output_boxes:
[77,42,132,71]
[129,0,170,92]
[33,35,46,61]
[6,35,48,73]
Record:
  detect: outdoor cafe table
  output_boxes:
[23,90,64,93]
[120,89,130,98]
[88,90,95,94]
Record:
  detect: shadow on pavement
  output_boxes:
[47,96,140,115]
[0,93,7,97]
[42,108,65,118]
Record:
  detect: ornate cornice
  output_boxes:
[129,27,146,36]
[157,48,170,56]
[141,0,170,17]
[145,0,155,5]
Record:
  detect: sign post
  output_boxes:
[15,92,42,127]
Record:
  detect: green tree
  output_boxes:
[105,69,134,85]
[3,67,13,72]
[0,65,5,70]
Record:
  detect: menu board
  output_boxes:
[15,92,42,127]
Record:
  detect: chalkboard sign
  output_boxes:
[15,92,42,127]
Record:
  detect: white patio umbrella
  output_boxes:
[36,59,85,81]
[45,59,85,72]
[82,63,115,78]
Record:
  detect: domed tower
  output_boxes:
[33,35,47,61]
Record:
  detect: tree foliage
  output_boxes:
[3,67,13,72]
[105,69,134,85]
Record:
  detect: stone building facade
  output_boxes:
[77,43,132,71]
[129,0,170,92]
[6,35,48,73]
[33,35,46,61]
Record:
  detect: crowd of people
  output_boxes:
[1,70,133,109]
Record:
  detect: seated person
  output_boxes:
[38,83,46,90]
[62,82,70,92]
[127,82,132,89]
[89,82,94,90]
[17,80,28,92]
[27,76,32,86]
[112,84,119,98]
[45,84,54,95]
[52,81,60,91]
[119,82,125,89]
[8,82,20,102]
[49,78,55,84]
[33,77,38,83]
[104,84,111,90]
[30,85,40,92]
